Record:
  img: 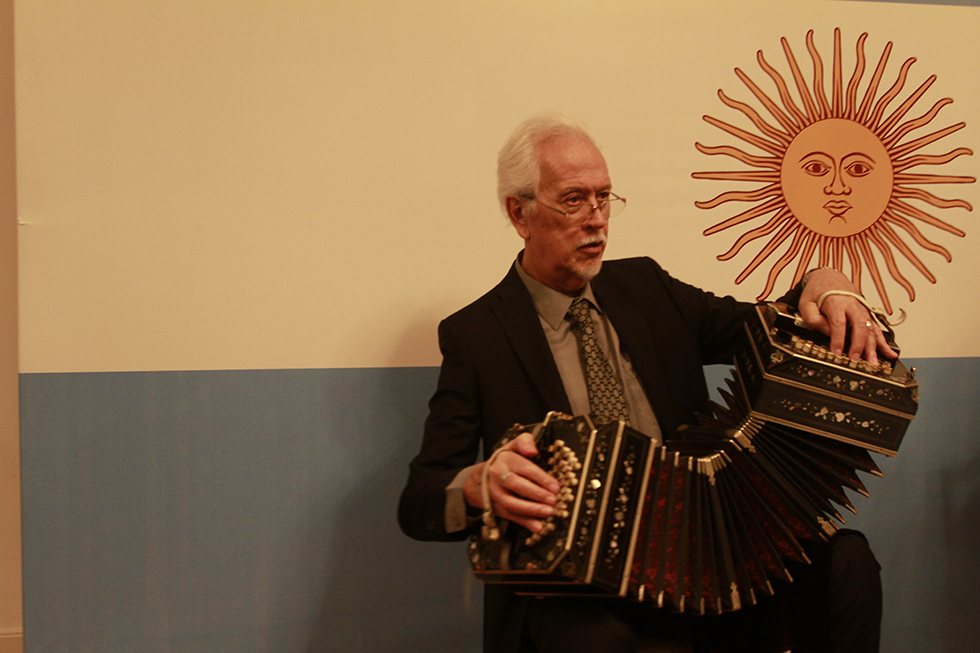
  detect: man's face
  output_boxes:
[509,134,612,294]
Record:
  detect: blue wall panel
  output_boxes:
[20,359,980,652]
[20,368,481,653]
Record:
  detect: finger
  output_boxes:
[865,324,901,366]
[497,466,558,506]
[497,440,561,494]
[492,490,556,530]
[797,300,830,338]
[875,330,899,361]
[825,308,849,357]
[505,432,541,458]
[496,511,546,534]
[847,318,875,362]
[862,326,880,368]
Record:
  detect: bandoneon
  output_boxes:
[468,303,918,614]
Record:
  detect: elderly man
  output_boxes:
[398,115,888,653]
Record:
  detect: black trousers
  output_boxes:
[519,530,881,653]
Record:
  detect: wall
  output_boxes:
[11,1,980,652]
[0,0,21,650]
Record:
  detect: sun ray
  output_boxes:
[734,56,798,135]
[888,200,968,236]
[702,115,785,156]
[695,29,973,313]
[781,36,820,123]
[884,209,957,259]
[831,237,845,270]
[759,227,809,299]
[794,233,821,285]
[856,40,892,125]
[892,122,967,158]
[717,89,794,146]
[895,172,975,185]
[856,235,893,313]
[816,236,832,268]
[758,50,808,128]
[735,221,798,284]
[832,28,844,117]
[703,197,785,235]
[715,209,791,258]
[883,98,953,148]
[867,56,916,132]
[892,187,972,211]
[844,239,864,294]
[894,147,974,173]
[694,143,782,170]
[878,75,936,138]
[867,227,917,300]
[693,171,780,183]
[816,236,837,269]
[844,32,869,120]
[806,30,831,119]
[876,220,938,284]
[695,184,782,210]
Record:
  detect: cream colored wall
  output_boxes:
[0,0,22,650]
[14,1,980,376]
[4,2,977,652]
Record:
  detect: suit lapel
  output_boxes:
[489,266,572,415]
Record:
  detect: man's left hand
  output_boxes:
[797,268,898,368]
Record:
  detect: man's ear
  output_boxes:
[506,196,531,239]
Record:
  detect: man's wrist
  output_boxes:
[802,266,836,288]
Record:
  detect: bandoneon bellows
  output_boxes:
[468,303,918,613]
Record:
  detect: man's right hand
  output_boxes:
[463,432,561,533]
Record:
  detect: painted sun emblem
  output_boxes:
[694,29,974,314]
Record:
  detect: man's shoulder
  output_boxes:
[599,256,660,274]
[440,264,528,326]
[439,256,674,326]
[595,256,669,286]
[444,257,668,313]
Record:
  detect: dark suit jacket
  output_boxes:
[398,256,801,652]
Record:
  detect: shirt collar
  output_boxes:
[513,255,600,331]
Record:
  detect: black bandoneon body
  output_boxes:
[468,303,918,612]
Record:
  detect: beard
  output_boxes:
[571,255,603,281]
[571,247,602,281]
[571,236,605,280]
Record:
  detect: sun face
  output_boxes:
[694,29,974,314]
[782,118,894,238]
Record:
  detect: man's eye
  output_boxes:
[596,191,611,202]
[563,195,585,208]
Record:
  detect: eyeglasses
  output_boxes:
[526,192,627,221]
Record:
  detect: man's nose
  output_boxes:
[581,204,609,228]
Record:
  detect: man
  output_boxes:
[398,114,890,653]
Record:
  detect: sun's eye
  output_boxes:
[846,161,874,177]
[802,160,831,176]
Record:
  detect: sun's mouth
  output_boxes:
[823,200,852,217]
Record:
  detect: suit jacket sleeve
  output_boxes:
[397,268,571,542]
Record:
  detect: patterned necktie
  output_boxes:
[567,297,630,424]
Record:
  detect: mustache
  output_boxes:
[576,236,607,248]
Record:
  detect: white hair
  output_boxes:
[496,113,596,217]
